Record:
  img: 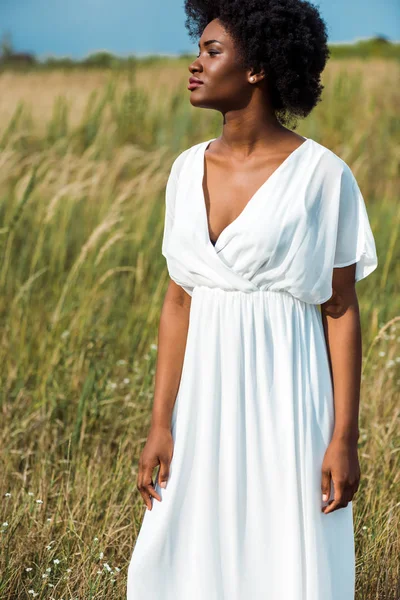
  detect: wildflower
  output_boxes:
[53,558,60,565]
[36,499,43,504]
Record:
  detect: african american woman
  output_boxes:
[127,1,378,599]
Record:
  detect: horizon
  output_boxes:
[0,0,399,60]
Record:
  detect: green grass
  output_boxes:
[0,60,399,599]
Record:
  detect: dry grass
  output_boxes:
[0,59,399,599]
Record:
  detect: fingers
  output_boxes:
[321,466,331,505]
[137,462,162,511]
[321,478,352,514]
[158,461,170,489]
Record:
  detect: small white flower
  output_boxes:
[123,378,130,384]
[115,566,120,572]
[48,583,54,588]
[53,558,60,565]
[4,492,11,497]
[150,343,157,351]
[93,537,99,542]
[46,567,51,573]
[42,573,49,578]
[97,569,102,574]
[36,499,43,504]
[99,551,104,560]
[25,567,33,572]
[2,522,8,527]
[378,351,386,357]
[66,568,72,573]
[28,592,38,597]
[362,525,368,530]
[103,562,112,572]
[28,492,34,496]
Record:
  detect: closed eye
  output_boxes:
[196,51,219,58]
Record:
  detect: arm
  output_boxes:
[150,280,191,431]
[319,262,362,514]
[137,279,191,511]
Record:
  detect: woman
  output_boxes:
[127,1,378,599]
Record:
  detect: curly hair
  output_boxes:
[184,0,330,128]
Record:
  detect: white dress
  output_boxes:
[127,137,378,600]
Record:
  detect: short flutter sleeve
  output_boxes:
[161,149,190,259]
[161,166,178,259]
[333,165,378,282]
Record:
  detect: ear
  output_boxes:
[248,66,266,84]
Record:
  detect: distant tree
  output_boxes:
[1,31,14,58]
[83,51,118,68]
[371,34,391,45]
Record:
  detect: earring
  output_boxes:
[250,77,255,83]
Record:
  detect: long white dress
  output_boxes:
[127,137,378,600]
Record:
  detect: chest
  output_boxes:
[202,153,294,243]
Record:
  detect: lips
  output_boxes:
[188,77,204,91]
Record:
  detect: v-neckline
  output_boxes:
[200,136,311,252]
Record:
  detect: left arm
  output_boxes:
[319,263,362,514]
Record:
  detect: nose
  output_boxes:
[189,58,202,75]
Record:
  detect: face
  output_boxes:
[188,18,265,111]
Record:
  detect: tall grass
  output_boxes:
[0,59,399,599]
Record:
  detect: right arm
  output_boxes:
[137,279,191,511]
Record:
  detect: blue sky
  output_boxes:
[0,0,399,60]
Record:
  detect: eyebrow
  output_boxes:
[198,39,223,48]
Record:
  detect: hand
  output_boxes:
[320,436,360,514]
[137,426,174,511]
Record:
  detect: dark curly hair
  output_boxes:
[184,0,330,128]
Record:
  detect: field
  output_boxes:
[0,59,399,599]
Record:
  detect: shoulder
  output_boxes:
[169,140,206,180]
[308,139,357,185]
